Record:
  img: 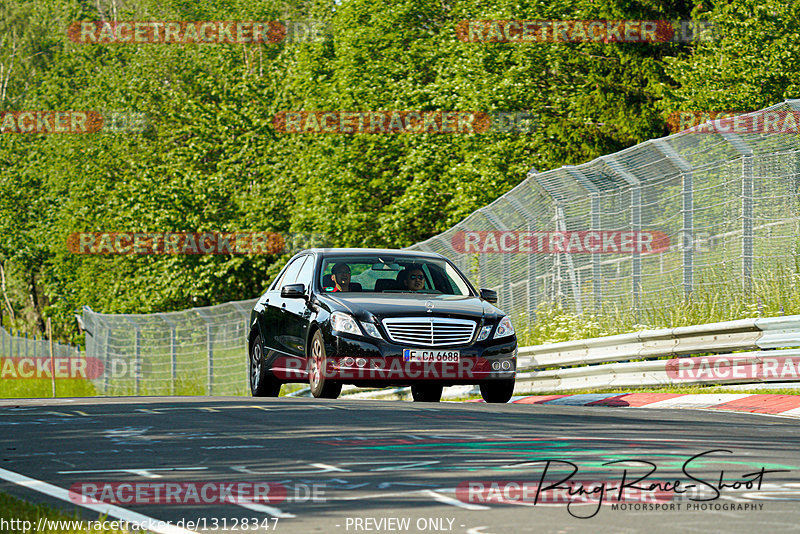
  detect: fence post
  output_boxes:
[171,327,177,395]
[135,328,141,395]
[207,322,213,396]
[590,194,602,309]
[158,313,178,396]
[47,319,55,398]
[719,133,755,292]
[653,140,694,298]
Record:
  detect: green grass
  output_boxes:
[0,492,131,533]
[515,264,800,347]
[0,379,99,398]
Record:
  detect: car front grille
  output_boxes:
[381,317,476,347]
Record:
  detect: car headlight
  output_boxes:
[476,325,493,341]
[494,316,515,339]
[331,312,361,335]
[360,321,382,339]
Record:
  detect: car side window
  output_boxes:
[271,256,305,291]
[295,255,315,289]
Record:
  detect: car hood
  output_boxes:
[321,293,502,322]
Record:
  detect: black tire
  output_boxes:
[250,334,281,397]
[480,378,515,403]
[410,383,443,402]
[308,330,342,399]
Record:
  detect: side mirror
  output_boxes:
[281,284,306,299]
[479,288,498,304]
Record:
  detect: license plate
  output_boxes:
[403,349,460,362]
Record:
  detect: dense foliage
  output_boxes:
[0,0,798,341]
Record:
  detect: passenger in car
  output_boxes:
[400,266,426,292]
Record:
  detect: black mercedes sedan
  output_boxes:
[248,248,517,402]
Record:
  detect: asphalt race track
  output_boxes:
[1,397,799,534]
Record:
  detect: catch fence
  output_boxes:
[81,299,257,395]
[409,100,800,330]
[78,101,800,395]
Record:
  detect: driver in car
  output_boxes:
[331,263,351,292]
[401,266,426,292]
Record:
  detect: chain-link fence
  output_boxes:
[409,100,800,330]
[80,100,800,395]
[82,299,256,395]
[0,325,79,361]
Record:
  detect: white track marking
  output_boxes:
[643,394,751,409]
[0,467,198,534]
[57,467,207,478]
[235,500,296,518]
[423,489,490,510]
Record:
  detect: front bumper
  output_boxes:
[324,331,517,386]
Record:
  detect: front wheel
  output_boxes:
[308,330,342,399]
[410,383,443,402]
[480,378,514,403]
[250,334,281,397]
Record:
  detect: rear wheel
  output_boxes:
[308,330,342,399]
[480,378,515,403]
[250,334,281,397]
[410,383,443,402]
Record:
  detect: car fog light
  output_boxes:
[343,357,355,367]
[356,358,367,367]
[491,361,501,371]
[502,360,512,370]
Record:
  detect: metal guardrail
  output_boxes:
[516,318,763,368]
[514,315,800,394]
[337,315,800,399]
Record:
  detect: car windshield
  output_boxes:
[319,255,473,296]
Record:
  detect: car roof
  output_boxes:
[295,248,446,259]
